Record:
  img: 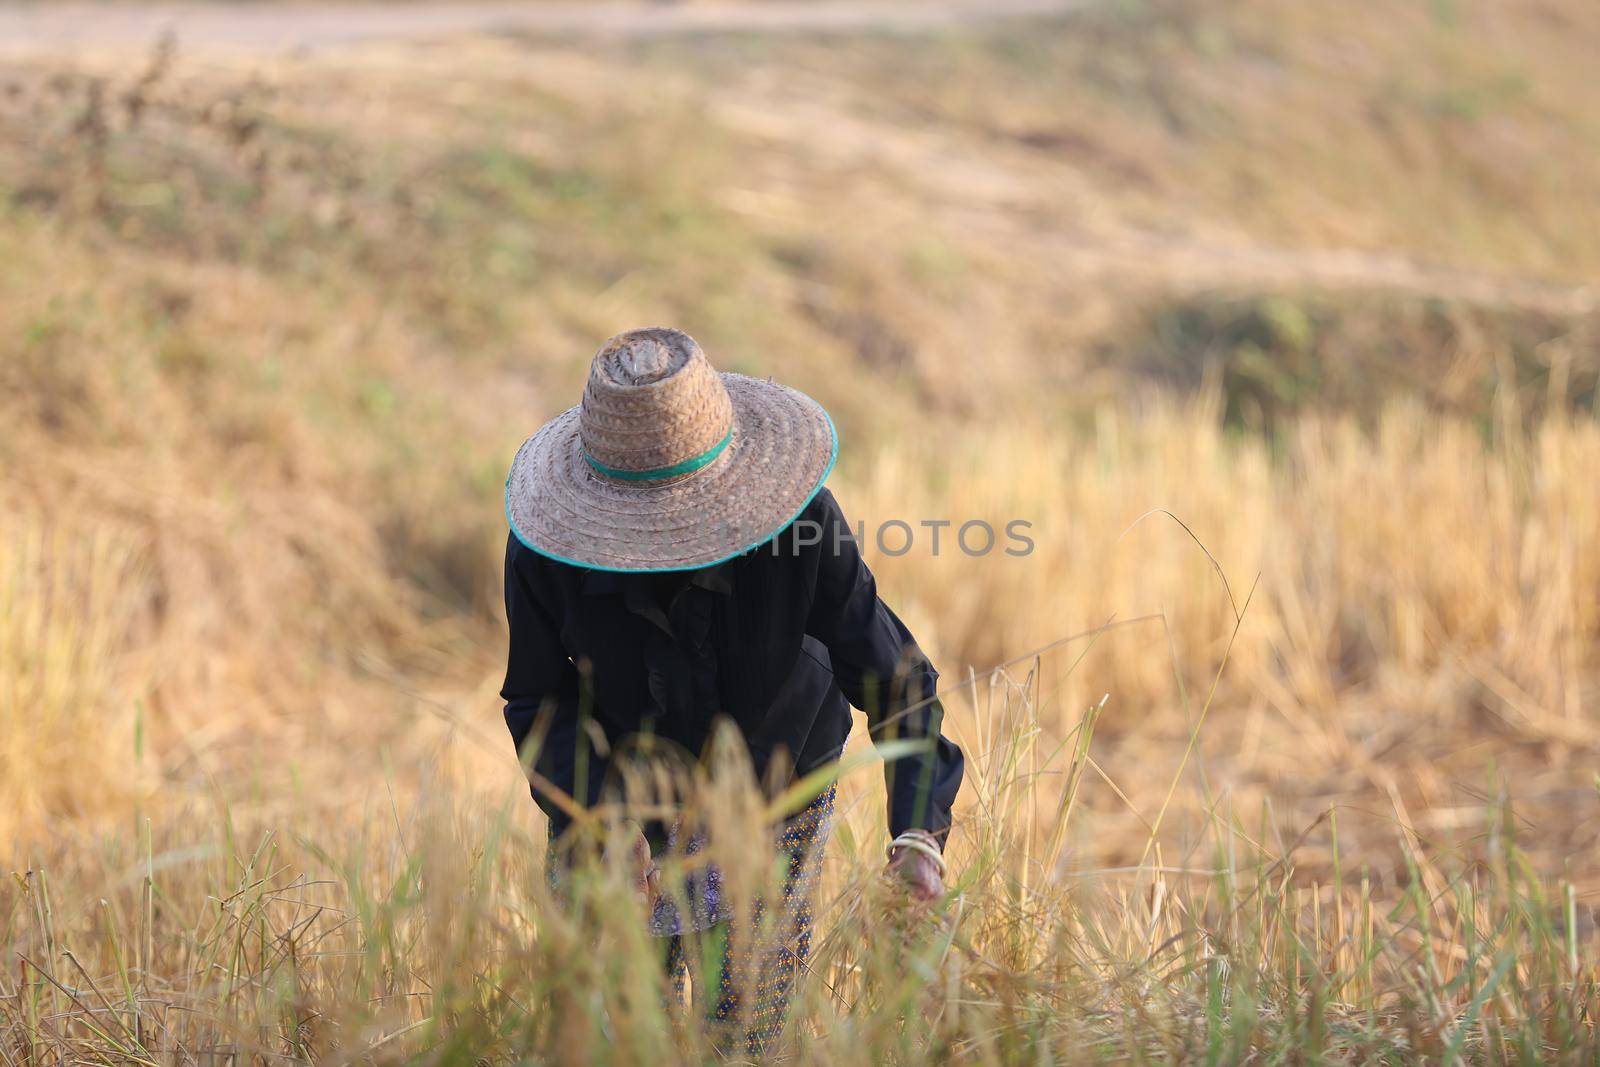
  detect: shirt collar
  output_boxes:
[688,562,734,595]
[580,561,734,596]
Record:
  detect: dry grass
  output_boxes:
[5,672,1598,1063]
[3,2,1600,1061]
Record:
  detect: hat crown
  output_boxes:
[580,328,734,480]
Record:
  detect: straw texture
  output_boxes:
[506,329,836,571]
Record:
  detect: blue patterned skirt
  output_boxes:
[658,786,834,1056]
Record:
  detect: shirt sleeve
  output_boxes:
[500,533,603,843]
[803,492,964,845]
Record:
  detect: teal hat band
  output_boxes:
[582,427,733,483]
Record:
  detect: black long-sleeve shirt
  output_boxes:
[500,487,963,845]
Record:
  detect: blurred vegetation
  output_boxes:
[3,1,1600,1059]
[1118,294,1598,433]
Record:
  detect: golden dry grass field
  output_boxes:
[2,0,1599,1061]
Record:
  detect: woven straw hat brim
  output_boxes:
[506,374,837,572]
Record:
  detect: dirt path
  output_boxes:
[0,0,1086,51]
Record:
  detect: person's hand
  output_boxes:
[607,822,660,904]
[886,831,946,903]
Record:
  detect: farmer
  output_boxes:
[500,327,963,1054]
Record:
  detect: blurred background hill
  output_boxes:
[3,0,1598,924]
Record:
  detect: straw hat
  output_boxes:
[505,328,837,572]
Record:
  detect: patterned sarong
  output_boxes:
[659,787,834,1057]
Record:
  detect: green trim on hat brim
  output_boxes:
[504,405,838,574]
